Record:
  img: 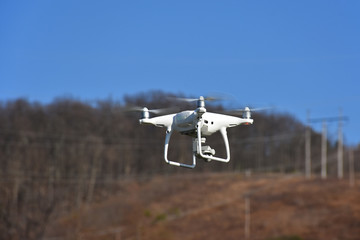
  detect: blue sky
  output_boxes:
[1,1,360,145]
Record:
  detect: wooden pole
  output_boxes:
[245,196,250,240]
[349,149,355,187]
[305,110,311,179]
[337,109,343,179]
[321,121,327,179]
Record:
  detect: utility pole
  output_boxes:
[349,149,355,187]
[337,108,343,179]
[305,110,311,179]
[244,196,251,240]
[321,121,327,179]
[308,114,348,179]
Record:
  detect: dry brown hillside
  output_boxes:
[44,173,360,240]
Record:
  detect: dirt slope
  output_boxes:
[44,173,360,240]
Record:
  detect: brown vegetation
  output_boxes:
[44,173,360,240]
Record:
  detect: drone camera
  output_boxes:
[201,145,216,156]
[192,137,215,160]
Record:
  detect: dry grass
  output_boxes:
[44,173,360,240]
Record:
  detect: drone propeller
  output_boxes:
[227,106,274,119]
[230,107,252,119]
[171,95,221,102]
[230,107,273,113]
[169,95,224,109]
[125,106,179,119]
[126,106,176,114]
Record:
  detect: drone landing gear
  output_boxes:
[163,120,231,169]
[164,129,197,168]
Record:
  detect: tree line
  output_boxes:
[0,90,357,239]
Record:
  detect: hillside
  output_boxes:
[44,173,360,240]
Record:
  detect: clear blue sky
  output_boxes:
[1,1,360,145]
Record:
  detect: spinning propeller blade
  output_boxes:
[173,97,199,102]
[227,106,274,117]
[231,107,272,112]
[148,107,178,114]
[169,95,222,102]
[125,106,178,115]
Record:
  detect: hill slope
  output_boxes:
[44,173,360,240]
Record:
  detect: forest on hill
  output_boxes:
[0,91,357,239]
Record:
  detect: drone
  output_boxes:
[137,96,254,168]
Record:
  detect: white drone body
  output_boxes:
[139,96,253,168]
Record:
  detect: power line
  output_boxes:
[306,110,349,179]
